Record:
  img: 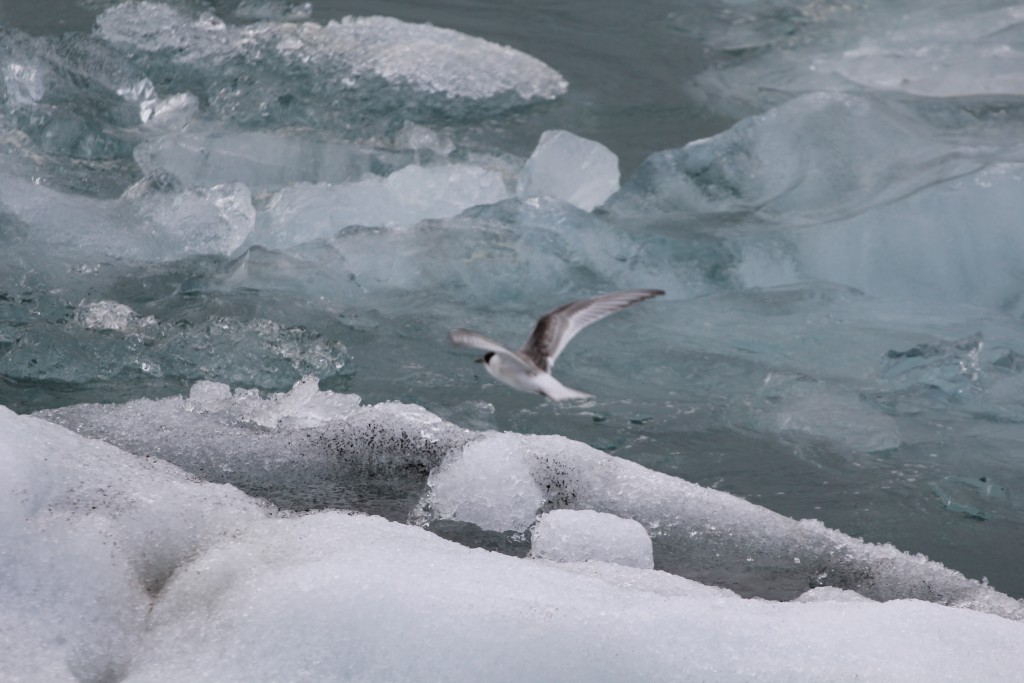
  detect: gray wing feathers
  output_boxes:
[449,328,516,356]
[521,289,664,371]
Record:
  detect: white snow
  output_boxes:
[0,405,267,682]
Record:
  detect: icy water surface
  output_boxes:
[3,0,1024,619]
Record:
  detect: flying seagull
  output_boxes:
[449,289,664,400]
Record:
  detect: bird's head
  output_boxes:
[475,352,495,365]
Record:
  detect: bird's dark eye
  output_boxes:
[484,352,495,362]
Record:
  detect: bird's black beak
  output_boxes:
[474,356,485,364]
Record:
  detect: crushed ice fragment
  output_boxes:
[395,121,456,156]
[516,130,620,211]
[121,174,256,257]
[139,92,198,129]
[529,509,654,570]
[415,436,544,533]
[75,300,154,333]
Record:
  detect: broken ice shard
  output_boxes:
[516,130,621,211]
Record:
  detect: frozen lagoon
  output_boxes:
[3,0,1024,679]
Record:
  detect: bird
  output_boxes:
[449,289,664,400]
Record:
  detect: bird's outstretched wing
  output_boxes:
[449,328,516,357]
[521,289,664,372]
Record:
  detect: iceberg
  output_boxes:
[608,92,1024,225]
[93,2,568,129]
[39,378,1024,618]
[688,0,1024,115]
[7,394,1024,682]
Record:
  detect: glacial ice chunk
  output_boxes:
[252,163,510,248]
[0,171,254,261]
[280,195,703,305]
[123,174,256,257]
[883,333,984,396]
[609,92,1004,225]
[930,475,1010,521]
[0,31,143,162]
[529,509,654,569]
[94,3,567,127]
[2,60,46,105]
[516,130,620,211]
[134,129,406,190]
[138,92,198,129]
[788,163,1024,310]
[75,300,156,333]
[419,435,545,533]
[416,432,1024,618]
[689,1,1024,114]
[394,121,456,157]
[323,15,568,100]
[609,94,1024,310]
